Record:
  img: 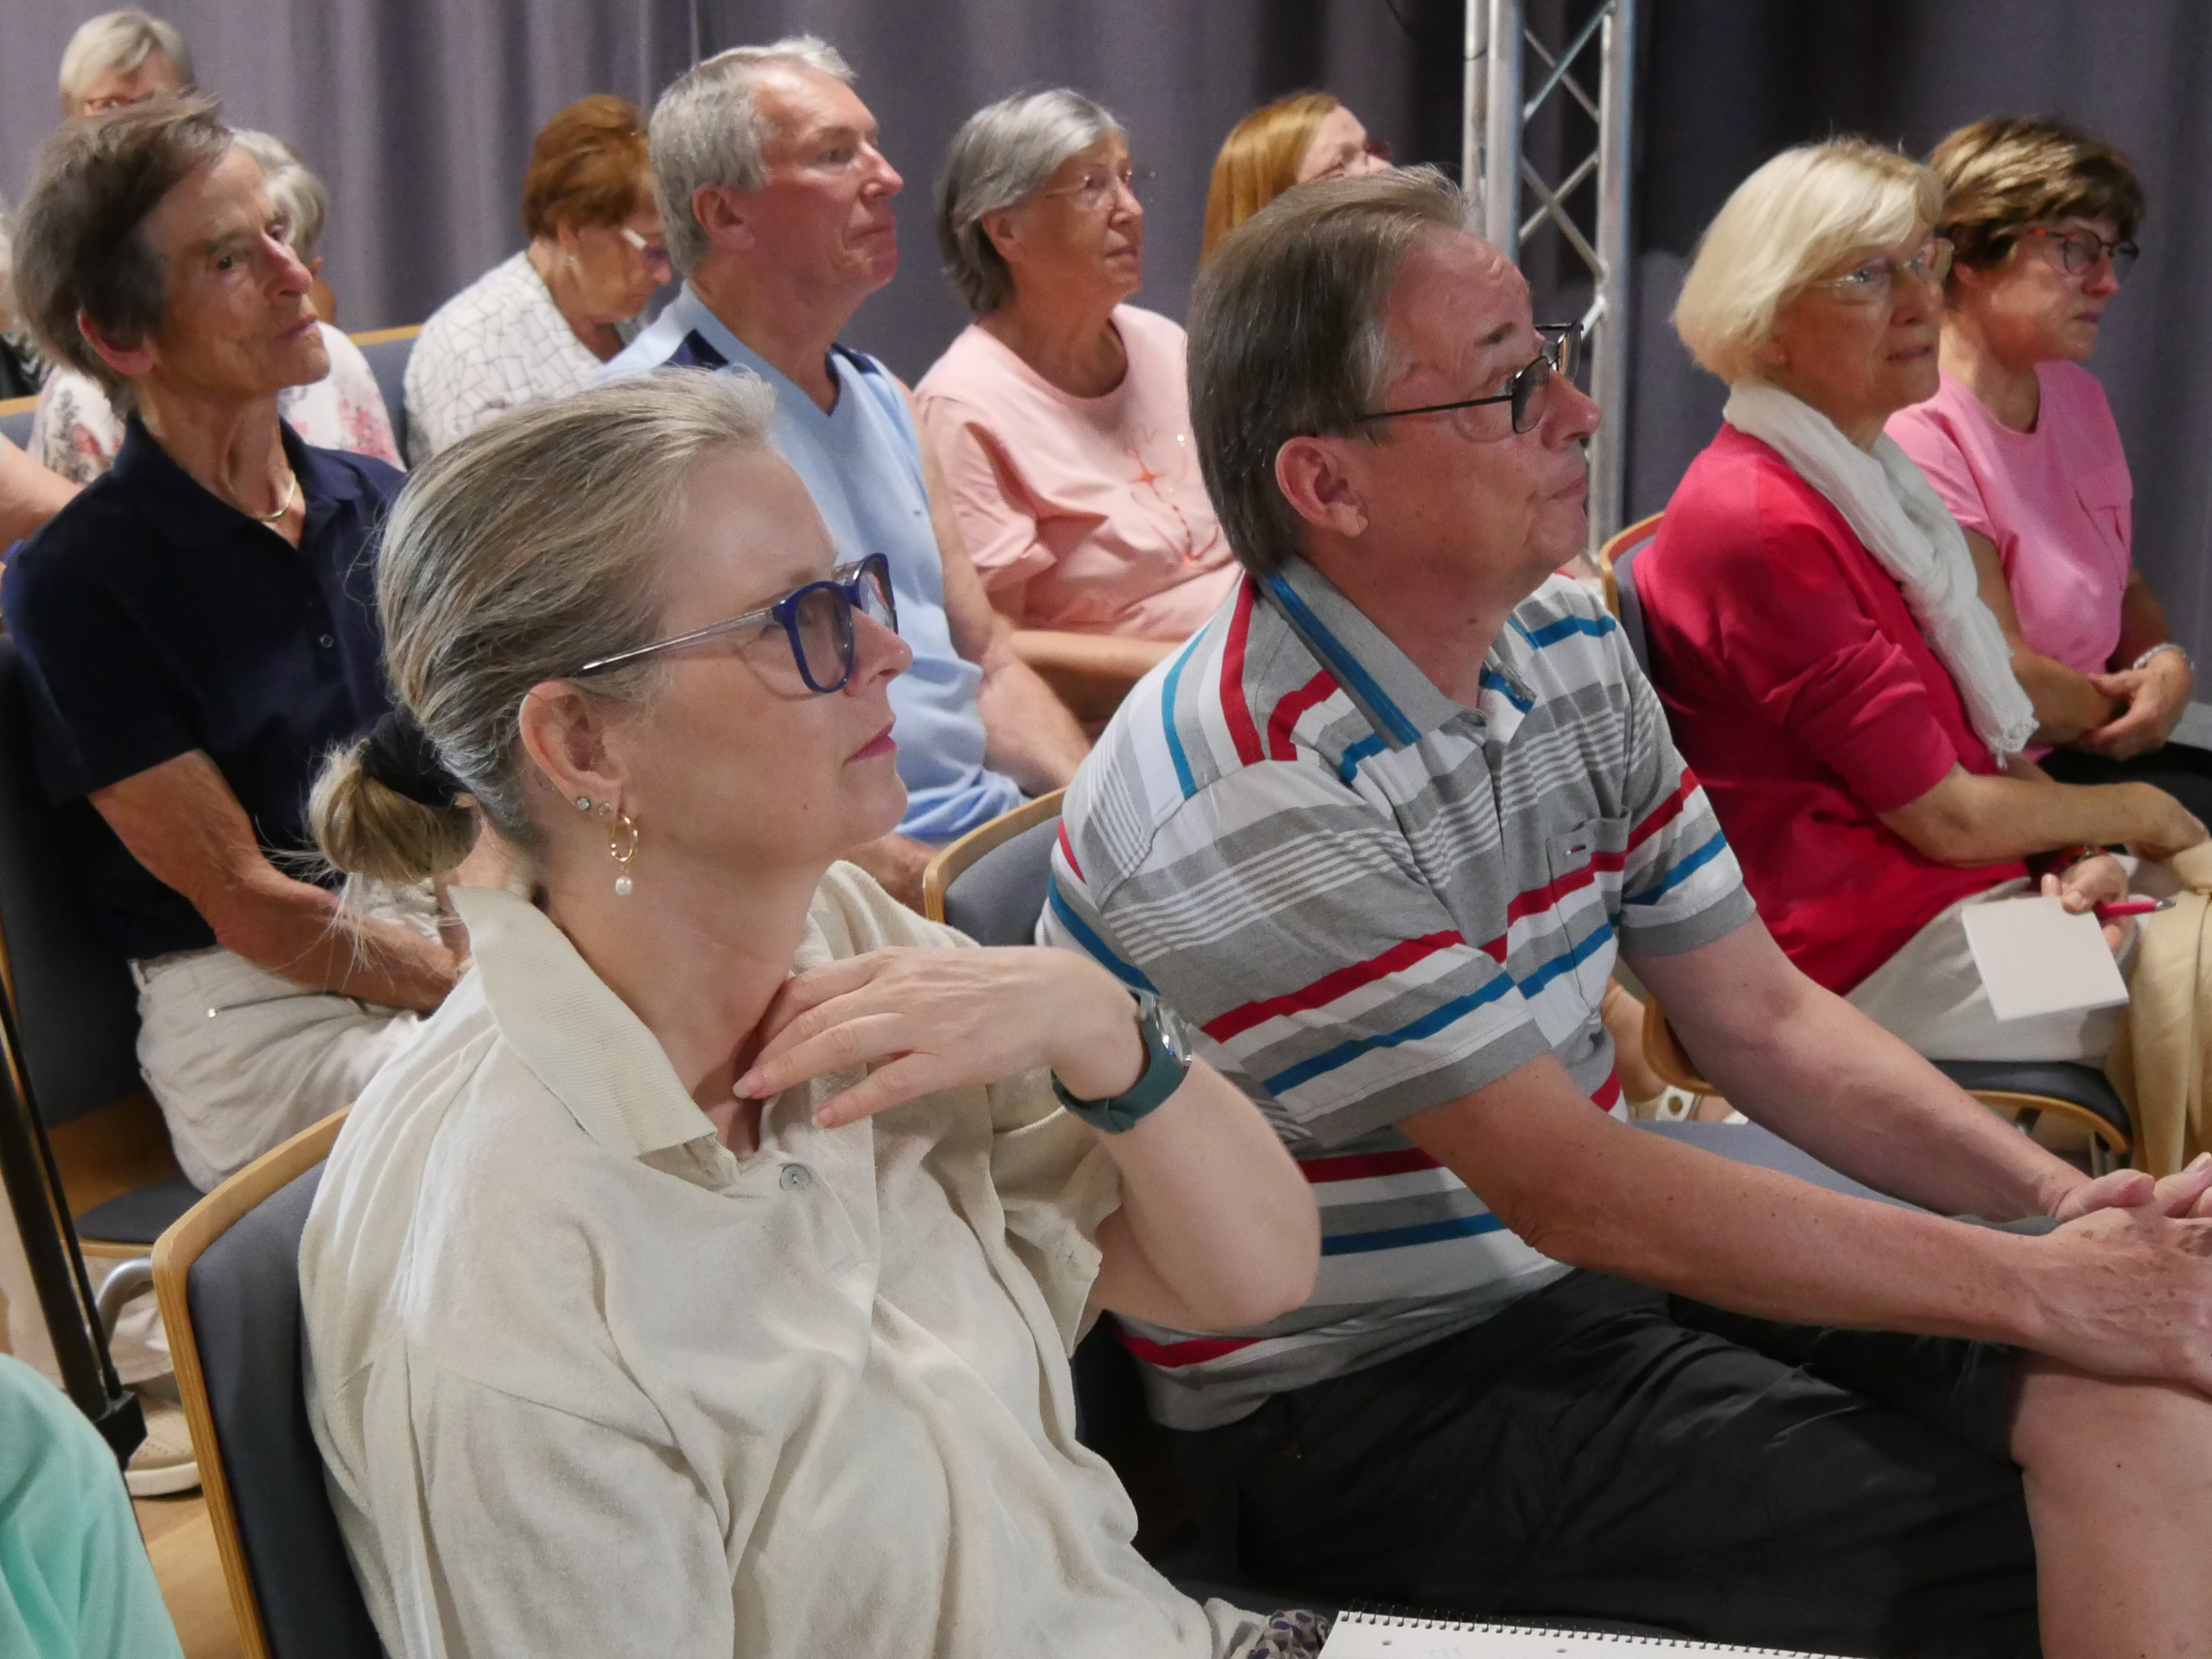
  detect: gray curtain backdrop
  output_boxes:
[5,0,2206,651]
[1629,1,2212,664]
[1,0,1463,374]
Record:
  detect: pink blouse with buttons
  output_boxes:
[1888,361,2133,680]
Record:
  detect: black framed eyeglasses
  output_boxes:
[574,553,898,694]
[2018,225,2138,281]
[1352,323,1579,435]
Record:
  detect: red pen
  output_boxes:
[2092,898,2176,919]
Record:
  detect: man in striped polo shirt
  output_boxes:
[1043,169,2212,1654]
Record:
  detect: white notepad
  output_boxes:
[1317,1610,1818,1656]
[1957,895,2130,1024]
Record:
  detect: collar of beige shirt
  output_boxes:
[451,883,834,1162]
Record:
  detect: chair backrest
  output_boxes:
[155,1111,384,1659]
[0,395,34,452]
[921,789,1064,946]
[0,636,143,1126]
[1597,510,1662,680]
[349,326,419,464]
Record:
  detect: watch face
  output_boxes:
[1143,994,1199,1065]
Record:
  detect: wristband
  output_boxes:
[1051,996,1193,1134]
[2131,641,2191,674]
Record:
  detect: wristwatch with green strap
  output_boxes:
[1051,994,1195,1134]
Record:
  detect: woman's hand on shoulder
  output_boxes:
[738,946,1144,1128]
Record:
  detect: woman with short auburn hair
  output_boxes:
[1642,137,2203,1070]
[403,94,671,462]
[1885,118,2210,818]
[299,369,1323,1659]
[1200,91,1391,261]
[917,89,1238,710]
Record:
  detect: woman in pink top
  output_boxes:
[919,91,1237,721]
[1889,118,2212,819]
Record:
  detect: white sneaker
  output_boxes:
[125,1388,201,1497]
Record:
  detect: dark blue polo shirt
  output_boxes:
[1,417,400,961]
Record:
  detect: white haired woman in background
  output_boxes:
[57,10,191,118]
[916,90,1238,719]
[299,369,1323,1657]
[1637,138,2203,1073]
[29,129,400,483]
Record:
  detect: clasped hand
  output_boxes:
[2053,1150,2212,1224]
[2078,653,2191,760]
[736,946,1148,1128]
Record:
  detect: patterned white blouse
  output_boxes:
[28,323,402,484]
[402,251,610,465]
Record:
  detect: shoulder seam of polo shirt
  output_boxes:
[1041,558,1753,1427]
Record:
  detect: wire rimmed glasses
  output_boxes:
[1041,165,1154,215]
[1352,323,1580,436]
[1811,237,1954,305]
[574,553,898,695]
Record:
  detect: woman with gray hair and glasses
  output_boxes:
[300,368,1324,1659]
[917,90,1238,721]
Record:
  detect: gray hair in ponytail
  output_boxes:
[310,368,782,882]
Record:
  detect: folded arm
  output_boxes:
[2076,565,2195,759]
[1398,1021,2212,1388]
[1878,757,2204,866]
[1964,526,2117,745]
[93,750,457,1011]
[1628,916,2083,1219]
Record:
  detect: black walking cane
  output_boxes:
[0,979,144,1468]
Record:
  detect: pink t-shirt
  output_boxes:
[1887,361,2133,680]
[915,305,1237,641]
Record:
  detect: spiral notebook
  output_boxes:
[1317,1610,1818,1656]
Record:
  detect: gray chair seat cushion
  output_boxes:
[75,1174,202,1246]
[941,814,1060,947]
[1934,1059,2129,1142]
[188,1160,383,1657]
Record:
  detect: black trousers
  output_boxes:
[2042,737,2212,825]
[1174,1272,2039,1658]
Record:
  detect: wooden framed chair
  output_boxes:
[1597,520,2136,1177]
[1596,510,1664,678]
[920,789,1065,944]
[152,1108,383,1659]
[0,393,36,451]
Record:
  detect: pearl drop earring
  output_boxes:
[608,811,638,897]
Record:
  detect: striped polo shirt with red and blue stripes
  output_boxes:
[1040,557,1754,1429]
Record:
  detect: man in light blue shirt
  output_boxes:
[603,37,1089,902]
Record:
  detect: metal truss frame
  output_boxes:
[1464,0,1636,550]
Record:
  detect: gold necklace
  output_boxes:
[245,469,298,524]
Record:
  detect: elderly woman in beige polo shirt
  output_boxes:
[297,369,1323,1659]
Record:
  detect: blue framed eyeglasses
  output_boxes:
[574,553,898,693]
